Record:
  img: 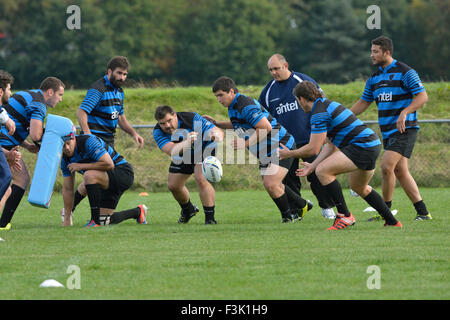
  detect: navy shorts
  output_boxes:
[383,128,417,158]
[340,144,381,171]
[0,149,12,199]
[100,163,134,209]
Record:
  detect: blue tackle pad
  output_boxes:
[28,114,75,208]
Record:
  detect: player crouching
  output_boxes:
[60,129,147,227]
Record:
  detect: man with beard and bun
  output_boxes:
[77,56,144,149]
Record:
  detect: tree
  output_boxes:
[172,0,283,85]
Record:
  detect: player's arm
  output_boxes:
[350,99,371,116]
[279,132,327,159]
[118,113,144,148]
[77,108,91,135]
[202,115,234,129]
[207,126,224,143]
[297,140,337,177]
[397,90,428,133]
[67,153,114,173]
[62,174,75,227]
[243,117,272,148]
[160,133,197,157]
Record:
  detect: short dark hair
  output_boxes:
[107,56,130,72]
[0,70,14,91]
[372,36,394,55]
[212,76,238,93]
[40,77,65,91]
[154,105,176,121]
[292,81,324,102]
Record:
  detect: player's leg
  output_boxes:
[0,158,29,228]
[302,153,336,219]
[315,150,355,219]
[349,169,399,226]
[83,169,109,225]
[103,164,147,225]
[394,157,430,219]
[193,163,216,224]
[282,157,302,218]
[380,150,402,204]
[168,164,199,223]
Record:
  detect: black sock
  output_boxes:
[272,193,291,219]
[180,199,195,214]
[203,206,215,221]
[364,189,398,225]
[413,200,428,216]
[323,180,350,217]
[72,190,85,212]
[0,184,25,227]
[110,207,140,224]
[284,184,306,210]
[385,201,392,209]
[85,184,102,225]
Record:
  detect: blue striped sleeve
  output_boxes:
[80,89,103,113]
[153,128,171,150]
[361,78,374,102]
[29,101,47,122]
[310,112,329,134]
[85,136,107,161]
[242,104,264,128]
[403,69,425,95]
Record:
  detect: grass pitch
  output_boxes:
[0,187,448,300]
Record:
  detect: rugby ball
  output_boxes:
[202,156,223,183]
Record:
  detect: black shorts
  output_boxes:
[259,157,293,175]
[169,149,216,175]
[340,144,381,171]
[383,128,417,158]
[100,163,134,209]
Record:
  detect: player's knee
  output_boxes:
[83,171,99,185]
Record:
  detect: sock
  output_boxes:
[364,189,398,225]
[110,207,140,224]
[72,190,85,212]
[203,205,215,221]
[85,184,102,225]
[413,200,428,216]
[0,184,25,227]
[385,200,392,209]
[180,199,195,214]
[272,193,291,219]
[284,184,306,210]
[323,179,350,217]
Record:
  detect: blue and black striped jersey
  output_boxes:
[229,93,295,159]
[153,112,217,163]
[311,98,381,149]
[79,75,124,138]
[60,134,127,177]
[0,90,48,147]
[361,59,425,139]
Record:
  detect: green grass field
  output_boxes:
[0,187,448,300]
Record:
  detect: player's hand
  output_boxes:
[5,147,22,171]
[67,163,83,173]
[232,137,245,150]
[188,131,198,144]
[396,111,407,133]
[134,133,144,149]
[296,162,314,177]
[278,143,291,160]
[4,118,16,136]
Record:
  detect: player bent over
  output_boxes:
[60,131,147,227]
[207,76,313,223]
[279,81,401,230]
[153,105,224,224]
